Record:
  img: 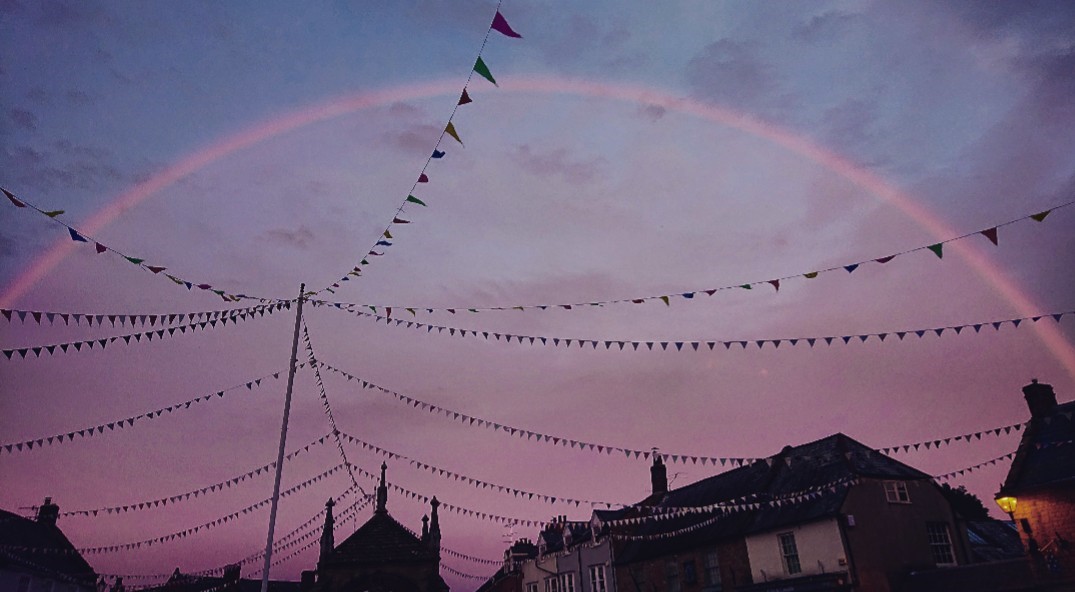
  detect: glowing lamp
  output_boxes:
[996,496,1018,516]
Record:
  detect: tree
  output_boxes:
[939,483,990,520]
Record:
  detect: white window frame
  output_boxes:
[884,480,911,503]
[927,522,956,566]
[527,583,539,592]
[703,550,722,588]
[560,573,575,592]
[778,532,802,575]
[545,576,560,592]
[589,565,607,592]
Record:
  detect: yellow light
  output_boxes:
[996,496,1018,515]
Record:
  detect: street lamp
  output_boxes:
[996,496,1018,520]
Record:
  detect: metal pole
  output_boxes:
[261,283,305,592]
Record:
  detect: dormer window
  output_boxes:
[884,481,911,503]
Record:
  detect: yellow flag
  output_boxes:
[445,122,463,146]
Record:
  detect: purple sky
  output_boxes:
[2,1,1074,589]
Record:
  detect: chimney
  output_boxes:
[1023,379,1058,419]
[300,571,317,592]
[36,497,59,526]
[222,564,241,584]
[429,497,442,556]
[650,452,668,496]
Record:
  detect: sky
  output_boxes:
[1,0,1074,589]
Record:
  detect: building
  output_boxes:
[611,434,972,592]
[145,564,299,592]
[996,379,1075,589]
[0,497,98,592]
[302,463,449,592]
[517,516,616,592]
[474,539,538,592]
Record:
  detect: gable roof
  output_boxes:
[616,433,931,563]
[1000,399,1075,494]
[0,508,97,587]
[325,512,438,566]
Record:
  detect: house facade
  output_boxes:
[0,498,98,592]
[996,379,1075,589]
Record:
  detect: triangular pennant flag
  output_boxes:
[444,122,463,145]
[431,150,445,159]
[44,210,65,217]
[844,264,859,273]
[491,11,522,38]
[981,227,998,245]
[2,188,26,207]
[804,271,819,278]
[124,256,145,265]
[1030,210,1051,222]
[406,195,427,207]
[927,243,943,258]
[474,57,497,85]
[68,228,88,242]
[875,255,895,264]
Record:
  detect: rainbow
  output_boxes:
[4,76,1072,379]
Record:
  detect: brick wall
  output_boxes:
[614,540,752,592]
[1010,487,1075,585]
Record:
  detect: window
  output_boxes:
[589,565,607,592]
[527,583,539,592]
[545,576,560,592]
[666,559,681,592]
[683,560,698,585]
[703,551,722,590]
[778,532,802,575]
[927,522,956,566]
[884,481,911,503]
[560,573,576,592]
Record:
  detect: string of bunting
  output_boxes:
[607,477,858,526]
[0,366,296,455]
[101,486,363,583]
[315,199,1072,312]
[301,324,368,498]
[0,303,279,329]
[0,464,346,556]
[610,479,859,541]
[350,462,544,528]
[441,564,496,582]
[317,5,522,295]
[60,433,332,517]
[315,359,758,466]
[2,303,285,360]
[933,438,1075,482]
[336,304,1074,353]
[440,546,503,567]
[311,358,1040,470]
[878,421,1027,454]
[1,186,253,302]
[338,430,624,509]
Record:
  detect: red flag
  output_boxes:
[981,227,998,245]
[458,89,472,105]
[491,11,522,38]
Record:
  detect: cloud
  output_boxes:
[384,123,441,153]
[510,144,605,185]
[8,108,37,130]
[685,39,794,118]
[638,104,667,122]
[793,11,861,43]
[264,226,315,249]
[0,141,127,191]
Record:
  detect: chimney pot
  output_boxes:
[650,453,668,496]
[36,497,59,526]
[1023,379,1058,419]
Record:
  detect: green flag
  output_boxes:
[406,195,427,207]
[474,57,497,85]
[125,256,145,265]
[927,243,943,259]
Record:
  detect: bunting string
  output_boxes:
[0,366,296,455]
[0,303,280,329]
[2,303,285,360]
[609,479,858,541]
[313,359,1037,468]
[59,433,331,517]
[315,359,756,466]
[301,322,367,498]
[440,547,503,567]
[932,439,1075,481]
[0,464,347,556]
[441,563,496,581]
[1,186,256,302]
[349,462,544,528]
[314,199,1073,312]
[333,304,1074,354]
[315,4,522,296]
[337,430,624,509]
